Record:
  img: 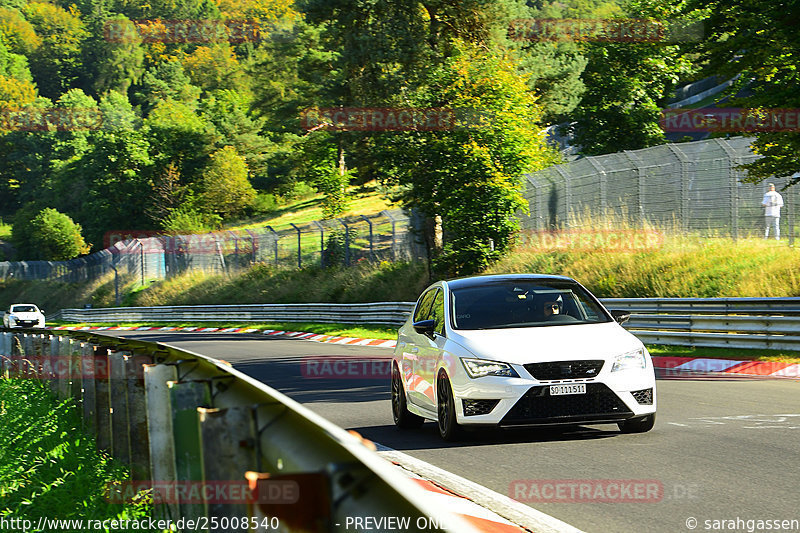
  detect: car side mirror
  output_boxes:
[412,319,436,337]
[610,310,631,324]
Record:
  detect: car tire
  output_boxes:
[391,363,424,429]
[618,413,656,433]
[437,373,461,441]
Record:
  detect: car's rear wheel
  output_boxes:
[437,373,461,441]
[618,413,656,433]
[391,363,424,428]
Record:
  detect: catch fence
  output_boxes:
[522,137,800,241]
[0,210,424,285]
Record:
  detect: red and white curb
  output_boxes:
[49,325,398,348]
[379,445,583,533]
[48,326,800,379]
[652,356,800,379]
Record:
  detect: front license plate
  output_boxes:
[550,384,586,396]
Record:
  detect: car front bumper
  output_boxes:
[450,367,656,427]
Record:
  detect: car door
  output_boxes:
[414,288,447,411]
[403,288,437,408]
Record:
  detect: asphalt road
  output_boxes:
[106,331,800,533]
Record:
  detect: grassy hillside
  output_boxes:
[4,188,800,311]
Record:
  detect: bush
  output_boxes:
[252,192,279,214]
[12,207,90,260]
[162,205,222,234]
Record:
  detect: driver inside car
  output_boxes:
[543,295,563,319]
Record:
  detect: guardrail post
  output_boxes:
[198,406,258,529]
[81,343,98,433]
[169,380,212,523]
[94,346,112,453]
[144,363,180,522]
[70,341,84,400]
[59,338,75,401]
[126,354,152,480]
[109,351,132,465]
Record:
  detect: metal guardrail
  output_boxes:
[49,297,800,351]
[50,302,418,327]
[0,329,481,533]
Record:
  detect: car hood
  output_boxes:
[447,322,643,365]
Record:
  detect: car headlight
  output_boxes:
[611,348,646,372]
[461,358,519,378]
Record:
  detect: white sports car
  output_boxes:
[391,274,656,440]
[3,303,46,329]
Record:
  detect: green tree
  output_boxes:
[12,207,89,260]
[687,0,800,183]
[23,2,88,99]
[197,145,256,218]
[567,0,696,155]
[382,44,558,276]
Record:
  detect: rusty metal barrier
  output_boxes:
[0,329,481,533]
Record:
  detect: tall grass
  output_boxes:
[134,261,431,306]
[0,378,149,525]
[491,212,800,297]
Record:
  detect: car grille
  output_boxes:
[500,383,632,425]
[524,360,605,380]
[462,399,500,417]
[631,388,653,405]
[16,320,38,326]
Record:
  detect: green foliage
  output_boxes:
[0,378,150,524]
[382,44,558,276]
[197,145,257,218]
[23,1,88,99]
[161,204,222,234]
[687,0,800,183]
[568,0,695,155]
[11,207,89,260]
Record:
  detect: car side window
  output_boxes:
[431,290,446,336]
[413,289,437,323]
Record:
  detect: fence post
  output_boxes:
[244,229,257,265]
[360,215,374,260]
[338,219,351,266]
[265,226,279,266]
[312,221,325,267]
[715,139,740,240]
[381,210,398,260]
[290,223,302,268]
[667,144,691,232]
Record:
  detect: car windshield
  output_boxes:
[450,280,611,330]
[11,305,37,313]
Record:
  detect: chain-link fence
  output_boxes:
[0,209,425,284]
[522,136,799,241]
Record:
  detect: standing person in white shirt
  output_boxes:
[761,183,784,240]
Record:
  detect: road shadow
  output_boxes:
[350,423,622,451]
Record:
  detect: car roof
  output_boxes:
[443,273,578,290]
[11,303,38,308]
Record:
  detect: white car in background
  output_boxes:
[3,304,46,329]
[391,274,656,440]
